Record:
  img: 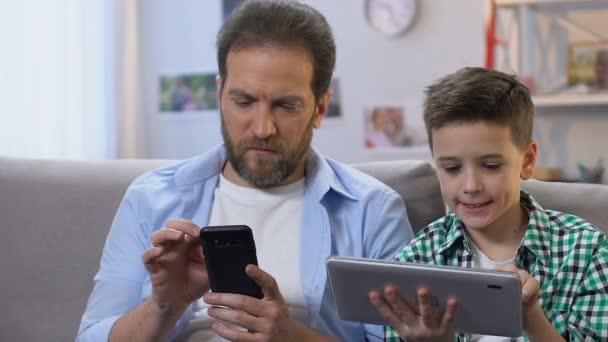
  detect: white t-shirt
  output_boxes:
[176,175,308,341]
[469,239,523,342]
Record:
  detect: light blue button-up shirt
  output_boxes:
[77,144,413,341]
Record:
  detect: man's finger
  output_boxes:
[164,218,201,237]
[142,245,191,270]
[188,242,205,262]
[151,228,184,247]
[203,292,269,318]
[207,306,268,334]
[246,264,285,302]
[142,246,164,265]
[211,322,257,342]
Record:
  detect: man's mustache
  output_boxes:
[240,139,282,152]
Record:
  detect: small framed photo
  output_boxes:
[363,105,427,150]
[568,41,608,91]
[159,72,218,114]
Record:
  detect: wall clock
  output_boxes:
[364,0,418,37]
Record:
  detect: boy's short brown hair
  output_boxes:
[423,67,534,152]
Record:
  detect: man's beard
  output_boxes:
[221,112,314,188]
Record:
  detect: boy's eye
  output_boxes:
[442,165,461,174]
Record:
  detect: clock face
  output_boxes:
[365,0,417,37]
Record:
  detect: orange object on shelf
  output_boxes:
[533,167,563,181]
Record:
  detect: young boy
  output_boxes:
[370,67,608,341]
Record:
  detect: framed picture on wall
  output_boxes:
[567,41,608,91]
[363,104,427,150]
[159,72,218,115]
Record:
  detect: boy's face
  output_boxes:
[432,122,537,233]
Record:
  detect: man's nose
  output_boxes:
[251,105,277,139]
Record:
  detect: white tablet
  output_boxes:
[326,256,523,337]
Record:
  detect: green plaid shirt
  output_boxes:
[385,190,608,341]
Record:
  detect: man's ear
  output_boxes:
[520,139,538,180]
[313,90,332,129]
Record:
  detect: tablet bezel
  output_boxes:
[326,256,523,337]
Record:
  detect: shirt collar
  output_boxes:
[303,147,357,202]
[437,214,468,255]
[174,144,227,187]
[518,190,553,266]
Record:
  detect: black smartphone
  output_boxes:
[200,225,263,299]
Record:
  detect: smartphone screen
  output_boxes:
[200,225,263,299]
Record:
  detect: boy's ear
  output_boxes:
[520,140,538,180]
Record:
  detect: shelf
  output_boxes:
[495,0,608,12]
[532,93,608,107]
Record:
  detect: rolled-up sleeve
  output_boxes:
[363,191,413,341]
[77,188,151,341]
[365,191,413,261]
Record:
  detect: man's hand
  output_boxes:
[369,284,457,342]
[203,265,332,342]
[142,219,210,314]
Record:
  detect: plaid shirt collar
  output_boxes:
[436,190,553,266]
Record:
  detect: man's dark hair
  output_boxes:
[217,0,336,101]
[423,67,534,152]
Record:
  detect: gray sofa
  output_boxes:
[1,157,607,341]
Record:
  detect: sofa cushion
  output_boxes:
[351,160,445,233]
[522,179,608,232]
[0,157,441,341]
[0,158,170,341]
[2,156,605,342]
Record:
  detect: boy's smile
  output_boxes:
[432,121,537,242]
[460,200,493,214]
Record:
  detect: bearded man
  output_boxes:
[77,1,413,341]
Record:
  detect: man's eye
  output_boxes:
[278,103,299,112]
[234,99,253,107]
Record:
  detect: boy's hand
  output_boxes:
[494,265,540,311]
[494,265,547,334]
[369,284,458,342]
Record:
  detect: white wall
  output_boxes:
[139,0,223,159]
[138,0,484,162]
[137,0,608,184]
